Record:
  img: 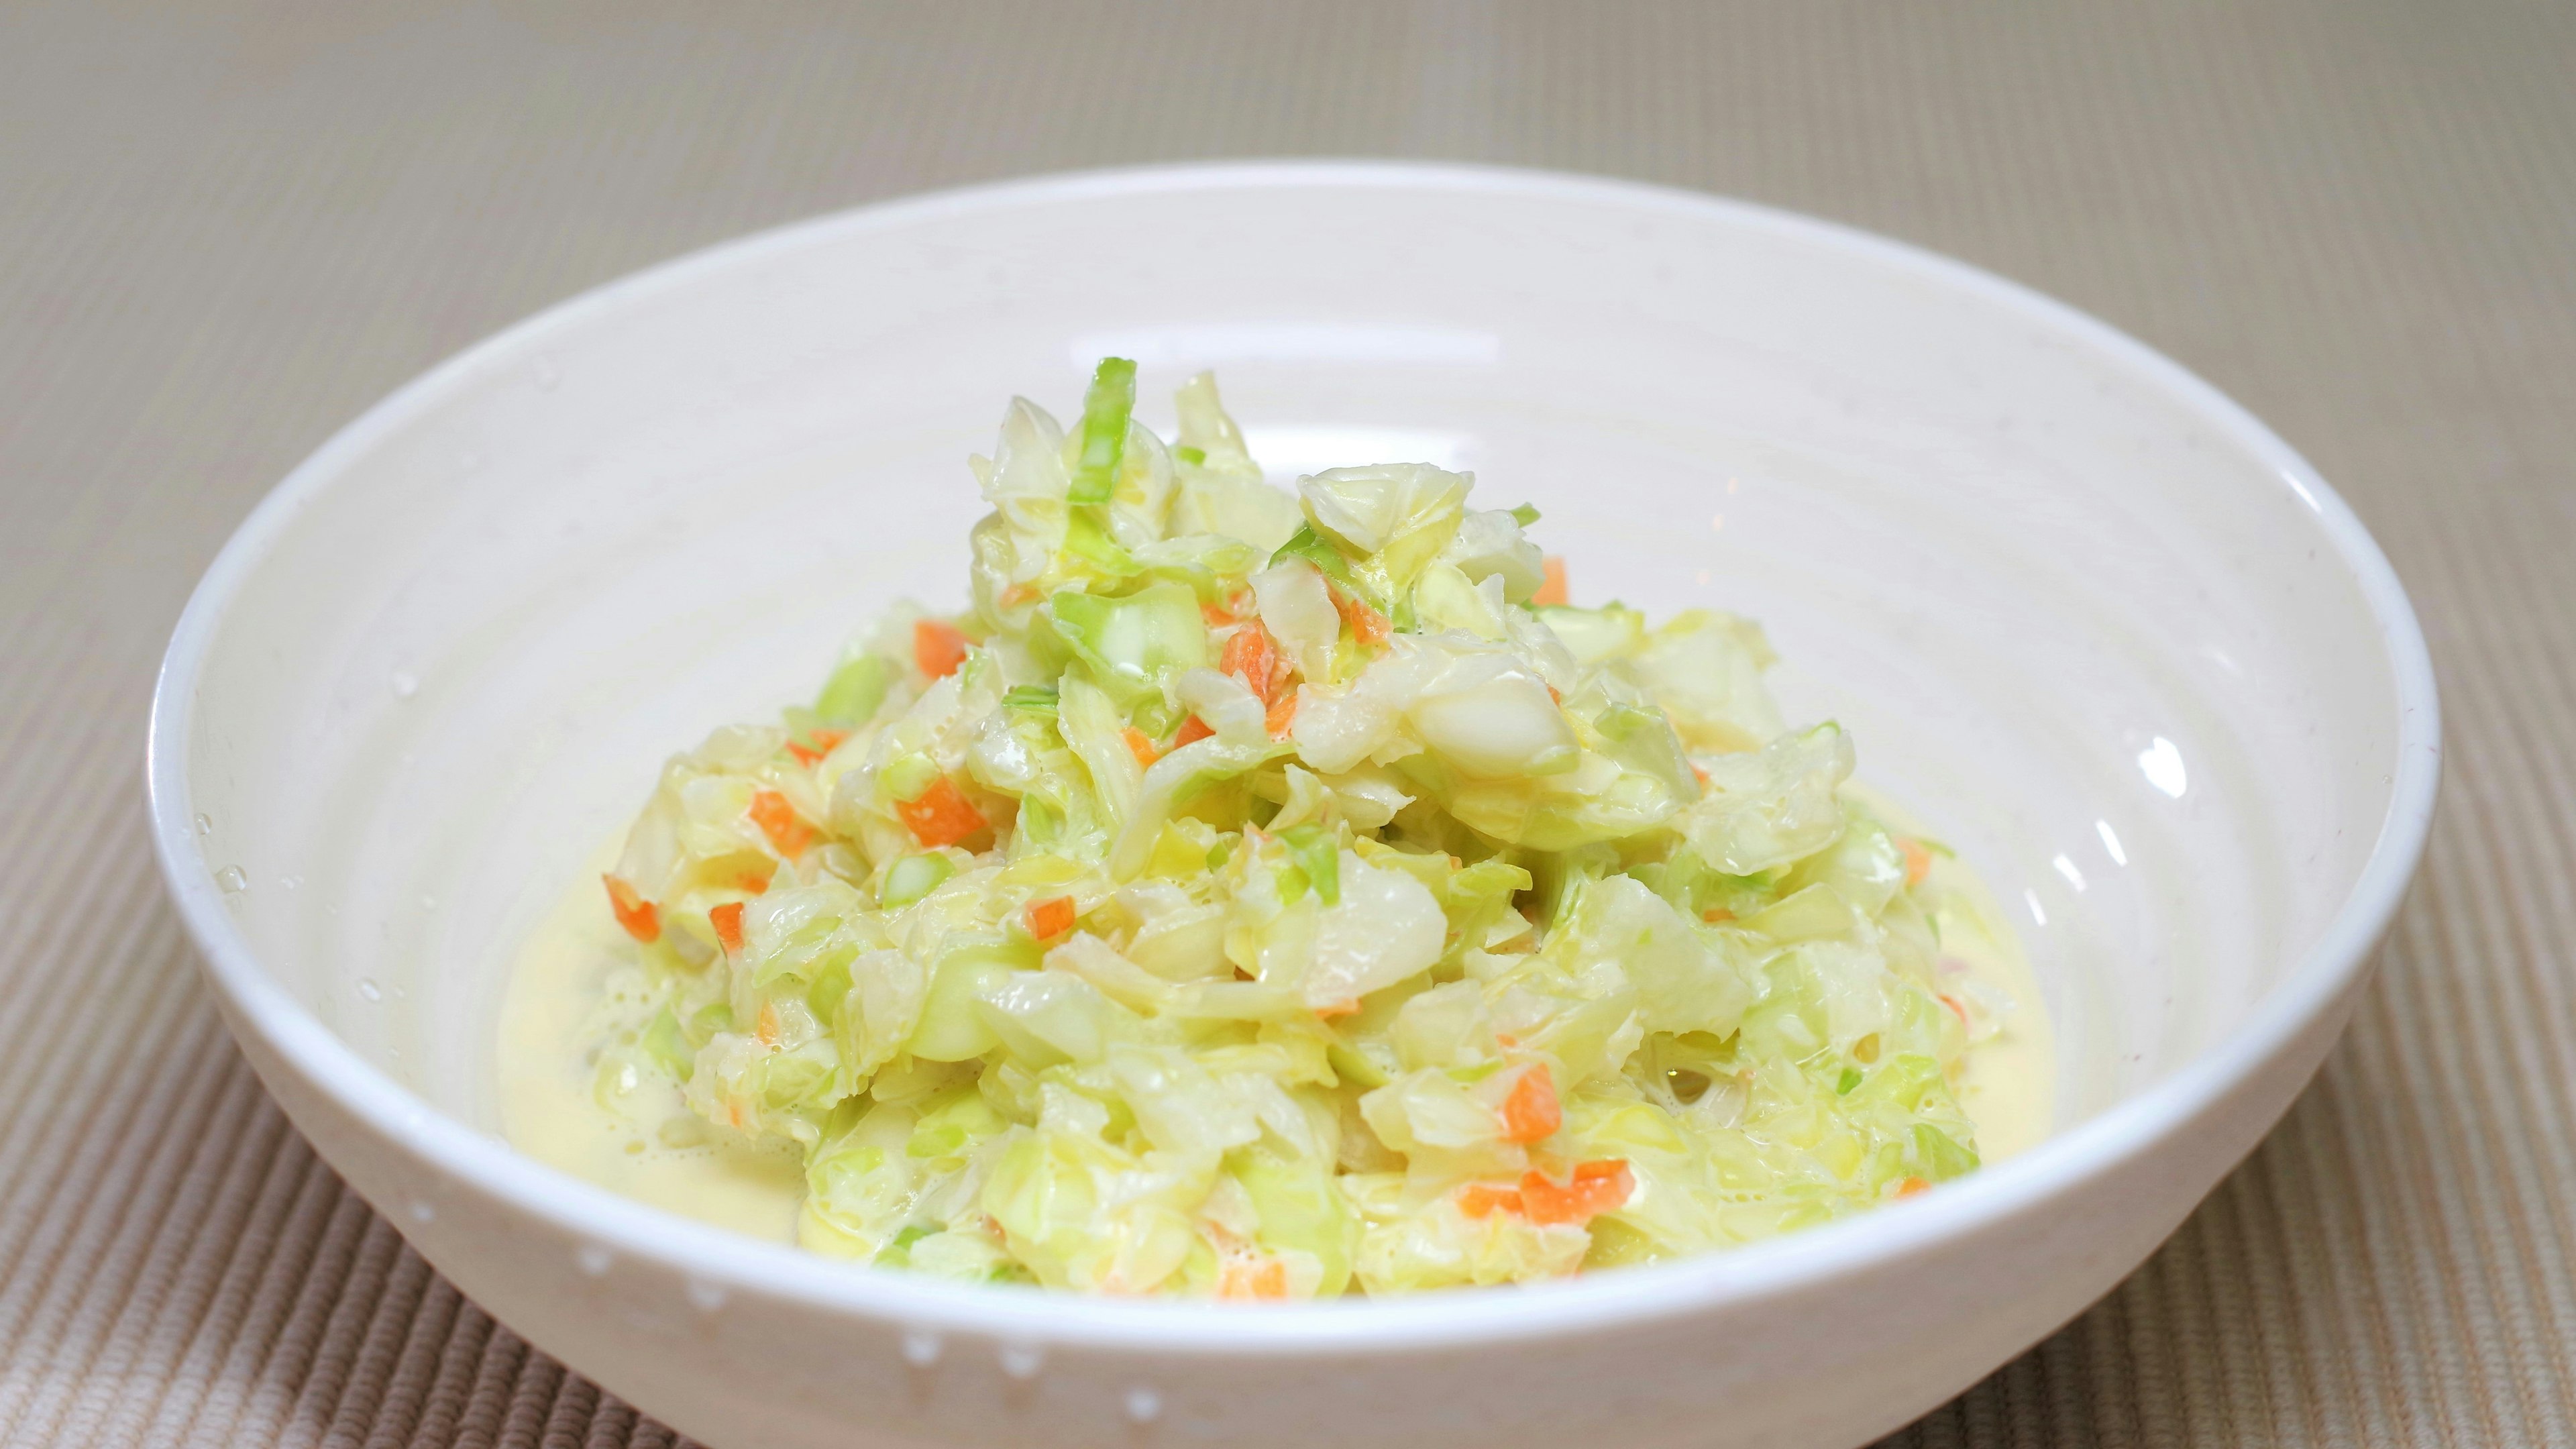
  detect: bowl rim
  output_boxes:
[146,158,2441,1355]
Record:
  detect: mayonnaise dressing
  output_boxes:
[497,853,806,1242]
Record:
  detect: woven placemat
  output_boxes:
[5,1,2571,1444]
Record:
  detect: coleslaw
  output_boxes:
[568,361,2011,1297]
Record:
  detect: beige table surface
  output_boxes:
[5,1,2573,1444]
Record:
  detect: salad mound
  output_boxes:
[581,361,2006,1297]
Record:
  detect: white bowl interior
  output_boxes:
[178,172,2401,1175]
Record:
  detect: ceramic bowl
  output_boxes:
[148,162,2438,1449]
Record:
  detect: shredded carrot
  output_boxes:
[998,583,1038,608]
[913,619,969,679]
[1458,1184,1524,1219]
[1494,1032,1519,1049]
[786,727,850,767]
[748,789,814,858]
[1500,1063,1562,1144]
[1024,894,1077,941]
[1898,837,1933,889]
[1532,556,1569,606]
[1265,692,1299,740]
[1896,1176,1931,1197]
[1220,619,1287,704]
[1701,907,1735,923]
[1201,602,1234,628]
[895,775,986,848]
[1938,993,1969,1024]
[1692,763,1711,788]
[1173,714,1216,749]
[1520,1159,1633,1225]
[736,867,773,894]
[1333,591,1391,648]
[1218,1256,1289,1300]
[1122,727,1161,767]
[602,874,659,943]
[1313,998,1360,1020]
[1546,684,1563,706]
[710,900,745,953]
[755,1001,781,1047]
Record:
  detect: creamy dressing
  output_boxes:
[498,850,806,1241]
[498,800,2056,1248]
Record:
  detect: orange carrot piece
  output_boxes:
[710,900,745,953]
[1898,838,1932,888]
[913,619,969,679]
[1265,692,1299,740]
[1520,1159,1633,1225]
[1896,1176,1931,1197]
[895,775,986,848]
[1702,907,1735,923]
[1500,1063,1561,1144]
[786,727,850,767]
[1334,591,1391,648]
[1220,619,1287,703]
[1122,726,1162,767]
[748,789,814,858]
[1218,1256,1289,1300]
[1531,556,1568,606]
[1938,993,1969,1024]
[736,867,773,895]
[755,1001,781,1047]
[602,874,659,943]
[1313,998,1360,1020]
[1692,763,1711,788]
[1024,894,1077,941]
[1458,1184,1525,1219]
[1173,714,1216,748]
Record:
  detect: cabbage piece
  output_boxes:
[1248,559,1340,682]
[1436,508,1546,602]
[1170,374,1301,551]
[1297,464,1470,599]
[1299,850,1446,1011]
[1682,722,1856,873]
[1542,874,1750,1040]
[1047,582,1210,708]
[1623,610,1784,753]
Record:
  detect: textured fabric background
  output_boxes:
[4,1,2571,1444]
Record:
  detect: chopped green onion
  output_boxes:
[1067,357,1137,506]
[879,852,956,910]
[880,751,941,803]
[1510,502,1542,527]
[1002,685,1060,715]
[1269,523,1354,586]
[1174,444,1206,466]
[1837,1067,1863,1095]
[815,654,894,725]
[1279,823,1340,906]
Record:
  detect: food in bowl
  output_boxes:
[500,360,2051,1297]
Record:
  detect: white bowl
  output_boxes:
[148,162,2438,1449]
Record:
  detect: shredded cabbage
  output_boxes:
[578,361,2002,1298]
